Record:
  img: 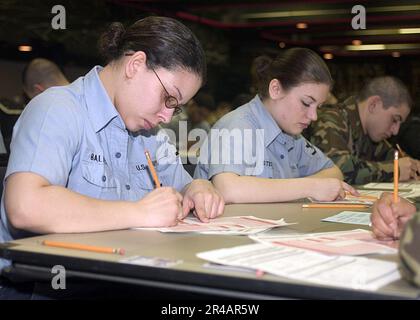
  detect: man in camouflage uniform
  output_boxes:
[371,193,420,288]
[307,76,418,185]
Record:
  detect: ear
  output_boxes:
[33,84,45,94]
[125,51,147,79]
[268,78,284,99]
[367,95,383,113]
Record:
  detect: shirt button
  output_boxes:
[115,152,121,158]
[125,184,131,190]
[102,175,107,182]
[280,155,284,159]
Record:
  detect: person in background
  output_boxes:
[371,193,420,288]
[195,47,357,204]
[396,107,420,160]
[308,76,420,185]
[22,58,69,100]
[186,91,214,133]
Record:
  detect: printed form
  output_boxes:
[136,216,294,235]
[197,243,400,291]
[322,211,372,226]
[249,229,398,255]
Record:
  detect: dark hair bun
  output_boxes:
[98,22,125,62]
[253,55,272,81]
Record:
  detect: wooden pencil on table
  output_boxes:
[302,204,370,209]
[42,240,125,255]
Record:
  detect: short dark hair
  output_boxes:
[357,76,412,110]
[253,47,333,99]
[98,16,206,82]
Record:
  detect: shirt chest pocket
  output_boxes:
[129,163,173,191]
[81,162,117,198]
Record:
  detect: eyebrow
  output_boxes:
[394,114,403,121]
[304,95,316,103]
[173,85,183,102]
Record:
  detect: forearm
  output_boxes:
[309,165,343,180]
[212,173,316,203]
[6,184,140,234]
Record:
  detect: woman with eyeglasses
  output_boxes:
[195,48,358,203]
[0,16,224,257]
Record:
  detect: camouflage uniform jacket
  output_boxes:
[400,209,420,288]
[309,96,394,185]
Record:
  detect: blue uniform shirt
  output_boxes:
[0,66,192,269]
[194,95,334,180]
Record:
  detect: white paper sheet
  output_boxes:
[249,229,398,256]
[135,216,294,235]
[322,211,372,226]
[197,243,400,291]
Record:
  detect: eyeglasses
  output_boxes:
[124,53,182,115]
[151,68,182,115]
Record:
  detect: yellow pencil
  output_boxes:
[42,240,125,255]
[145,150,161,188]
[302,204,370,209]
[394,150,399,203]
[396,143,407,157]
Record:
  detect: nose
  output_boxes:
[158,107,174,124]
[391,122,400,136]
[307,105,318,122]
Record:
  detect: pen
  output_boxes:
[396,144,406,157]
[42,240,125,255]
[394,150,399,203]
[302,204,370,209]
[384,139,392,149]
[145,150,161,188]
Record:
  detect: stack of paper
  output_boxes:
[249,229,397,256]
[136,216,294,235]
[197,243,400,291]
[362,182,420,200]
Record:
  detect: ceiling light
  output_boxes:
[398,28,420,34]
[346,44,386,51]
[296,23,307,29]
[18,45,32,52]
[345,44,420,51]
[323,53,333,60]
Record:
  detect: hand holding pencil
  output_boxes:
[371,192,416,240]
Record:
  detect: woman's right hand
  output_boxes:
[309,178,358,201]
[135,187,183,227]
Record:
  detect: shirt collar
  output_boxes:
[83,66,122,132]
[250,95,290,147]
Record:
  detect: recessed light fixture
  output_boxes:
[323,53,333,60]
[18,45,32,52]
[296,22,308,29]
[399,28,420,34]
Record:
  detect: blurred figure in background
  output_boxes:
[308,76,419,184]
[187,91,215,133]
[22,58,69,100]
